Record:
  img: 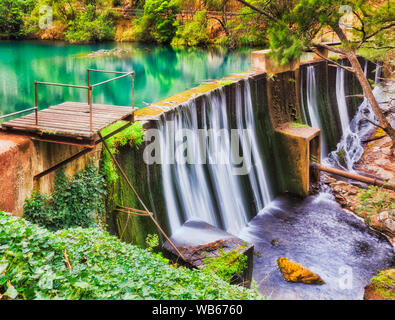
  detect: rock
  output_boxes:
[87,48,129,58]
[277,257,325,285]
[384,219,395,233]
[162,219,254,287]
[364,269,395,300]
[271,239,279,246]
[324,176,337,184]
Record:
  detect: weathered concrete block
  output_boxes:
[275,123,321,197]
[163,219,254,288]
[0,132,101,216]
[251,49,300,74]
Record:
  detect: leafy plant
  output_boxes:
[145,233,160,249]
[0,212,261,300]
[24,163,106,231]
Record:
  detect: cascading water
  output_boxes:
[157,80,273,235]
[301,65,328,157]
[326,63,391,171]
[335,63,351,136]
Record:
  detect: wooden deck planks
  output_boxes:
[2,102,136,140]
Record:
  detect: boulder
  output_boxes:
[163,219,254,287]
[277,257,325,285]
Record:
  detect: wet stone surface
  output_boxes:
[163,219,254,287]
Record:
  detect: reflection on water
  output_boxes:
[0,41,252,116]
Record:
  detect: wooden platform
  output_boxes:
[1,102,136,147]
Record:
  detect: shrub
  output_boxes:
[0,212,262,300]
[24,163,106,231]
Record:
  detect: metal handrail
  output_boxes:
[1,69,135,133]
[34,80,91,130]
[32,69,134,133]
[87,69,135,113]
[90,72,133,88]
[0,107,38,120]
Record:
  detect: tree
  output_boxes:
[143,0,180,44]
[236,0,395,147]
[0,0,36,39]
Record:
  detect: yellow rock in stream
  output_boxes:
[277,257,325,285]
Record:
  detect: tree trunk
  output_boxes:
[333,25,395,146]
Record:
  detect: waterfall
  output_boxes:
[302,65,327,158]
[335,63,350,135]
[157,80,273,235]
[327,63,391,171]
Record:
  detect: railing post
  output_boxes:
[132,72,135,122]
[34,81,38,125]
[88,86,93,132]
[87,69,90,86]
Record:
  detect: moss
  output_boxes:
[101,121,144,184]
[336,149,346,167]
[289,122,309,129]
[365,269,395,300]
[218,80,233,86]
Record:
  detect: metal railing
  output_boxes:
[1,69,135,133]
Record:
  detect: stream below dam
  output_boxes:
[239,191,394,300]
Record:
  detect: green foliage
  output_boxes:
[356,186,395,217]
[0,0,36,39]
[0,212,261,300]
[131,0,180,44]
[101,121,144,185]
[145,233,160,249]
[24,163,106,231]
[203,246,248,284]
[65,4,115,43]
[267,18,303,66]
[265,0,395,66]
[171,10,209,47]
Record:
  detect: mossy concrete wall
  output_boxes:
[105,72,281,245]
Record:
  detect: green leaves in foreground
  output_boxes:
[0,212,261,300]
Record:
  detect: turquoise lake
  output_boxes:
[0,41,252,116]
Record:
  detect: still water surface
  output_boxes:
[0,41,251,116]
